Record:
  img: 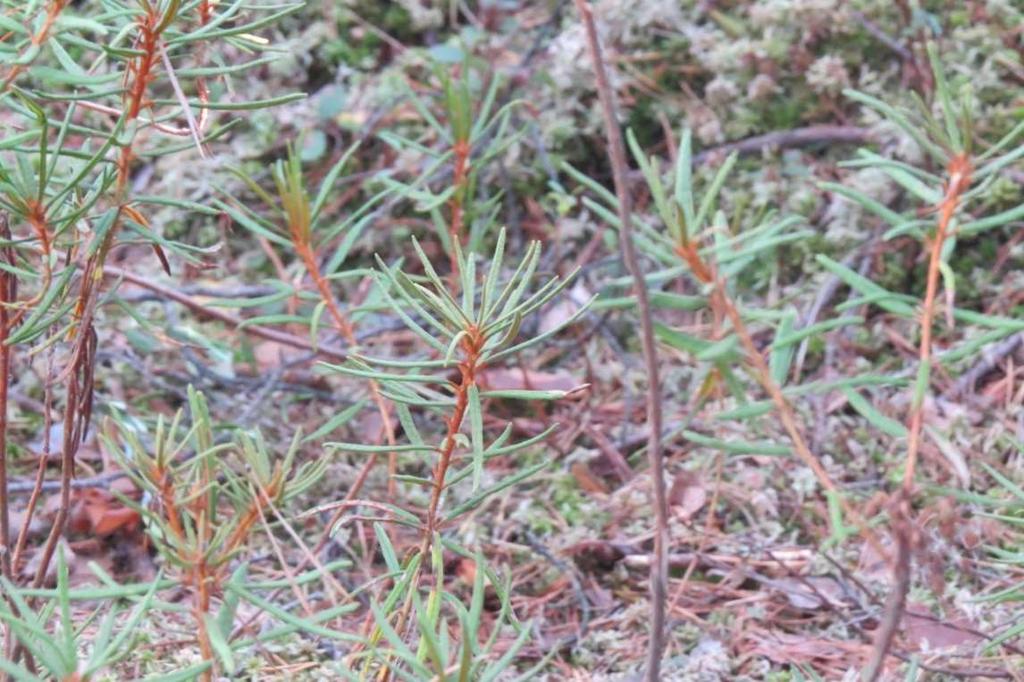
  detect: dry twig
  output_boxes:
[101,266,349,362]
[572,2,668,678]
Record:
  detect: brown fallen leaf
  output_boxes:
[570,461,610,495]
[67,488,141,537]
[669,470,707,521]
[253,339,304,372]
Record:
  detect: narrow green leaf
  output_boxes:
[444,461,549,521]
[683,430,790,456]
[480,388,576,401]
[468,384,484,490]
[772,316,863,349]
[841,388,907,438]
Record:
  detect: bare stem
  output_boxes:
[572,2,667,678]
[863,152,972,682]
[0,217,13,582]
[101,265,349,362]
[901,154,971,493]
[0,216,14,672]
[31,366,80,588]
[862,495,912,682]
[294,242,397,493]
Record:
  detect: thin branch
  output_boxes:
[902,154,972,492]
[158,41,207,157]
[861,497,912,682]
[572,2,667,679]
[864,153,973,682]
[6,471,129,495]
[851,11,914,62]
[291,241,396,494]
[694,124,874,163]
[101,266,349,362]
[944,331,1023,398]
[30,330,92,590]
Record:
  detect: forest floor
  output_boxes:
[5,1,1024,680]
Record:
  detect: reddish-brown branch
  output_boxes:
[124,11,159,121]
[422,381,468,531]
[865,152,972,682]
[293,242,397,493]
[700,279,889,555]
[11,347,55,576]
[675,232,886,556]
[155,467,186,546]
[10,456,46,571]
[902,153,971,493]
[421,332,481,539]
[31,358,83,588]
[386,328,483,658]
[573,2,668,679]
[221,478,282,556]
[447,139,472,275]
[117,6,161,192]
[194,564,214,682]
[296,243,356,341]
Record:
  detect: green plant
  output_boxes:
[0,0,304,674]
[568,40,1024,680]
[220,143,401,497]
[0,552,163,682]
[377,59,523,269]
[815,48,1024,679]
[339,530,545,681]
[103,387,329,678]
[5,1,1023,678]
[316,229,587,676]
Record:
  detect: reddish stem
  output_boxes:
[425,328,482,537]
[447,139,471,275]
[863,152,972,682]
[116,5,163,193]
[294,242,397,492]
[901,153,971,493]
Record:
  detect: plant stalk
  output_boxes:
[573,2,668,678]
[863,152,972,682]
